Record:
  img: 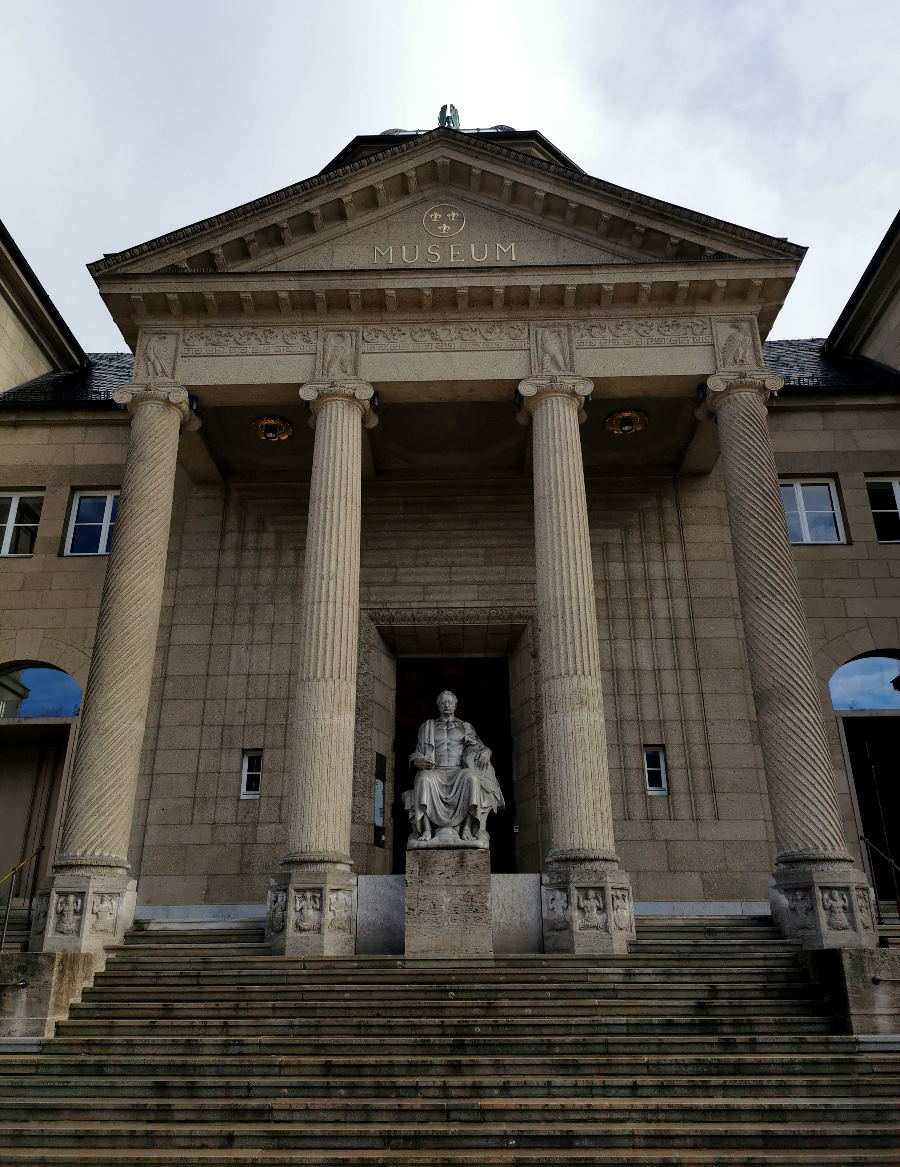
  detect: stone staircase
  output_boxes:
[0,916,898,1164]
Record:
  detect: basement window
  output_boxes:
[643,746,669,795]
[240,749,263,799]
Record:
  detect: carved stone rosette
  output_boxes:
[706,374,875,950]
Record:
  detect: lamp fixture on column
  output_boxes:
[605,409,648,436]
[254,416,293,442]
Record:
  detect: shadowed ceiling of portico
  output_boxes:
[198,397,696,481]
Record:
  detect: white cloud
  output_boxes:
[1,0,897,350]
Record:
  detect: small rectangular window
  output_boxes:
[779,479,845,544]
[866,479,900,543]
[373,752,386,848]
[643,746,669,795]
[65,491,119,556]
[241,749,262,799]
[0,493,44,556]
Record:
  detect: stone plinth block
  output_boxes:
[0,951,102,1039]
[32,875,136,956]
[405,847,492,958]
[770,862,877,950]
[541,866,635,955]
[266,870,356,957]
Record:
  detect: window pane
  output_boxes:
[780,484,799,514]
[109,495,119,522]
[69,524,103,554]
[75,495,108,523]
[800,483,834,512]
[0,497,10,526]
[644,749,661,770]
[244,772,261,794]
[9,526,37,554]
[873,510,900,542]
[15,496,42,525]
[866,481,897,511]
[785,510,805,543]
[806,511,840,543]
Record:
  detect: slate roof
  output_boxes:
[0,340,896,412]
[0,352,132,410]
[763,338,900,395]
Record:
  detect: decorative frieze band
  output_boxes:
[173,316,714,360]
[181,325,317,355]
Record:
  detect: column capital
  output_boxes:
[112,384,198,430]
[517,375,593,424]
[702,373,784,417]
[299,380,378,428]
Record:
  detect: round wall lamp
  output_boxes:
[605,409,648,437]
[254,416,293,442]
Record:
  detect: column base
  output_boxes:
[405,846,493,958]
[769,859,877,950]
[30,872,137,955]
[266,862,357,957]
[541,858,635,955]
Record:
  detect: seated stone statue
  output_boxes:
[403,689,505,849]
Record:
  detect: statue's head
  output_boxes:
[436,690,458,717]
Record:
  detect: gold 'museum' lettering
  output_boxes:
[372,241,520,265]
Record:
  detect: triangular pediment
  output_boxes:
[91,129,805,282]
[262,192,631,273]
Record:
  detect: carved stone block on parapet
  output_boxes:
[32,875,137,956]
[266,871,356,957]
[405,847,492,957]
[770,863,878,950]
[541,867,635,955]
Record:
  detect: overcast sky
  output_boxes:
[1,0,897,352]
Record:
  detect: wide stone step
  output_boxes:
[5,1050,889,1079]
[68,998,826,1020]
[3,1072,896,1100]
[43,1031,845,1058]
[1,1148,896,1165]
[2,1118,898,1151]
[55,1015,835,1038]
[0,1096,894,1125]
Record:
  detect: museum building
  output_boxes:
[1,121,899,962]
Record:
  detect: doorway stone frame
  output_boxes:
[356,605,545,873]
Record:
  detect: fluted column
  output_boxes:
[519,375,634,954]
[36,385,193,954]
[707,374,876,948]
[270,380,375,955]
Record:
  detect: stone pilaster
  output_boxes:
[34,386,194,955]
[519,372,634,954]
[705,374,875,949]
[270,380,376,956]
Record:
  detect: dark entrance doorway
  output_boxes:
[392,657,515,875]
[842,716,900,906]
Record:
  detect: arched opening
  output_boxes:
[0,662,82,903]
[830,652,900,909]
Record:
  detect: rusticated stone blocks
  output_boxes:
[405,847,492,957]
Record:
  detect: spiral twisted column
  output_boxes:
[708,374,875,948]
[272,381,375,955]
[37,386,193,955]
[519,376,633,954]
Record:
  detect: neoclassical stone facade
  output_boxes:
[1,125,897,962]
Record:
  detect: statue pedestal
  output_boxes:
[405,847,492,957]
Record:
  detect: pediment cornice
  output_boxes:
[90,128,805,282]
